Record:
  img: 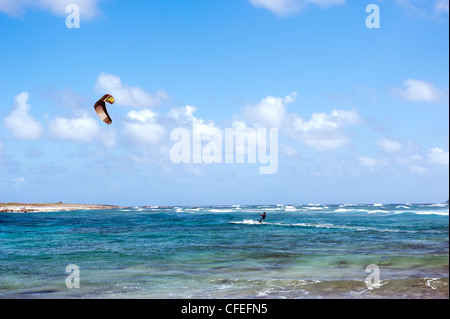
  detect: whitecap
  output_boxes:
[415,211,449,216]
[430,203,448,207]
[230,219,261,225]
[367,210,389,214]
[305,206,325,210]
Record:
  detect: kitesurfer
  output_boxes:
[259,212,266,223]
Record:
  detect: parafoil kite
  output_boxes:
[94,94,115,125]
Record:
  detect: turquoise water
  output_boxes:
[0,204,448,299]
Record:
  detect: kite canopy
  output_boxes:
[94,94,115,125]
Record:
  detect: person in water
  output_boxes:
[259,212,266,223]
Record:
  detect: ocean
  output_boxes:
[0,203,448,299]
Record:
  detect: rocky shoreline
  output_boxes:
[0,203,121,213]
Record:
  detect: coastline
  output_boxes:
[0,202,121,213]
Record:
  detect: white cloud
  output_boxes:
[435,0,449,13]
[290,109,362,151]
[0,0,102,19]
[233,93,362,152]
[376,137,402,153]
[248,0,345,16]
[95,72,169,108]
[48,113,116,147]
[358,156,387,168]
[239,93,296,129]
[4,92,44,140]
[169,105,223,142]
[394,79,448,103]
[306,0,346,7]
[249,0,303,16]
[123,109,167,145]
[168,105,223,148]
[428,147,449,166]
[395,0,449,17]
[167,105,197,124]
[127,109,159,123]
[49,115,100,143]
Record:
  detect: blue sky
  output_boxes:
[0,0,448,206]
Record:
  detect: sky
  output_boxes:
[0,0,449,206]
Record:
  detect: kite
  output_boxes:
[94,94,115,125]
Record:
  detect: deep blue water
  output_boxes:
[0,204,448,298]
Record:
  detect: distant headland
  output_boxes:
[0,202,121,213]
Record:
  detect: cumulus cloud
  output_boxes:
[239,93,296,129]
[248,0,345,16]
[123,109,167,145]
[394,79,448,103]
[168,105,223,146]
[4,92,44,140]
[167,105,198,124]
[0,0,103,19]
[95,73,169,109]
[249,0,303,16]
[233,93,362,152]
[428,147,449,166]
[49,116,100,143]
[48,114,115,147]
[290,109,362,151]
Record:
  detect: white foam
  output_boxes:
[415,211,449,216]
[209,209,236,213]
[230,219,261,225]
[230,220,405,233]
[429,203,447,207]
[367,210,389,214]
[305,206,325,210]
[425,277,441,290]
